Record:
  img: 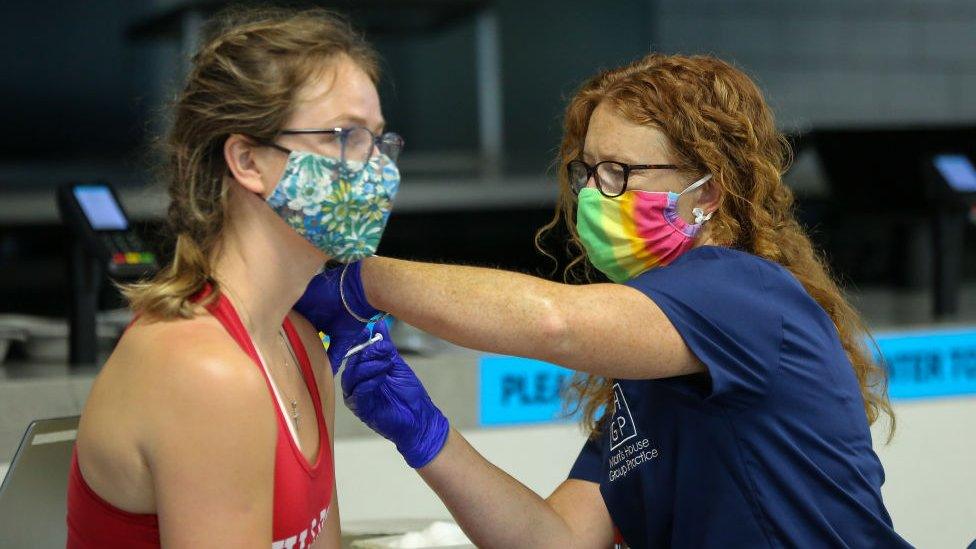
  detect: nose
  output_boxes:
[579,167,601,192]
[585,172,598,189]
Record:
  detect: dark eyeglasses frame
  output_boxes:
[260,126,405,165]
[567,159,678,198]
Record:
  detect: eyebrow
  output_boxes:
[582,150,642,165]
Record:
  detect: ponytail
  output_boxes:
[121,233,218,318]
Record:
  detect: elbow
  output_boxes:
[536,297,574,362]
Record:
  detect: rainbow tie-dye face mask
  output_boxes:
[267,151,400,263]
[576,174,712,283]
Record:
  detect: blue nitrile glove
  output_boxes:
[341,321,450,469]
[294,262,382,373]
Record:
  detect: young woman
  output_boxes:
[67,8,402,547]
[298,54,912,547]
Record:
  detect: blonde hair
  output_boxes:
[538,53,894,439]
[123,6,379,318]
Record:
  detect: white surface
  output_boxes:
[871,397,976,548]
[352,521,472,548]
[0,313,127,362]
[336,398,976,548]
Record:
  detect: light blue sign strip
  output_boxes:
[479,355,575,426]
[873,327,976,400]
[479,327,976,426]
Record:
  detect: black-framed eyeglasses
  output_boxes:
[262,126,405,168]
[567,159,678,198]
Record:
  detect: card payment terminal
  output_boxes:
[57,182,158,364]
[57,183,157,277]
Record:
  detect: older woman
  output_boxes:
[297,54,911,548]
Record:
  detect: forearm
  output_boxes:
[359,257,697,379]
[418,429,577,549]
[361,256,568,359]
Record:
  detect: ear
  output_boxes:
[224,134,271,196]
[697,175,722,213]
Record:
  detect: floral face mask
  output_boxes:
[266,151,400,262]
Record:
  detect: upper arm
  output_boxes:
[548,282,704,380]
[145,339,277,548]
[551,255,786,409]
[546,479,614,549]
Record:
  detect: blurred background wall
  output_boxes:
[4,0,976,174]
[658,0,976,128]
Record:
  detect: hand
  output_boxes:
[294,262,382,372]
[341,322,449,468]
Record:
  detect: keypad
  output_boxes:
[102,231,155,266]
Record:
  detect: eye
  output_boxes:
[316,133,340,145]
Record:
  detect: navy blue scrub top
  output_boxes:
[569,246,912,548]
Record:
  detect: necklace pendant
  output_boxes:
[290,400,300,427]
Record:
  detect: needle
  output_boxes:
[338,332,384,373]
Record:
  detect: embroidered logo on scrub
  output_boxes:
[609,383,638,451]
[607,383,659,483]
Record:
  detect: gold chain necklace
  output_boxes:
[277,330,302,429]
[219,281,302,430]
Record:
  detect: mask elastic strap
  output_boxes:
[678,173,712,196]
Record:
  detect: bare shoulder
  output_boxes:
[77,313,275,513]
[116,316,278,540]
[131,315,263,382]
[118,315,273,426]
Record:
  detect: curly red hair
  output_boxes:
[537,53,894,439]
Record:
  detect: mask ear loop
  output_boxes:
[679,174,714,224]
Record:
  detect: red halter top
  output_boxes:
[66,290,334,547]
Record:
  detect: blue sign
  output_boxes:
[479,355,575,426]
[478,327,976,426]
[874,328,976,400]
